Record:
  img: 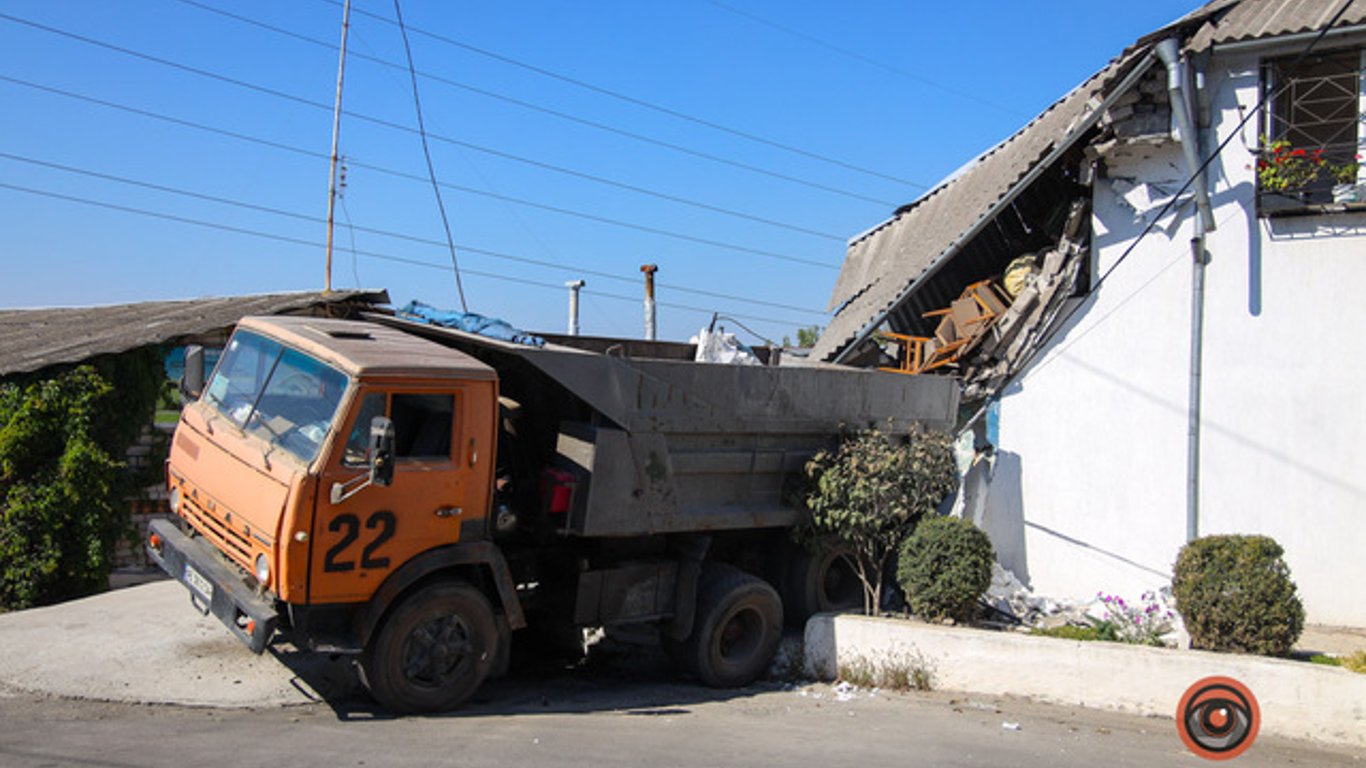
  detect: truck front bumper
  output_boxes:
[146,517,279,654]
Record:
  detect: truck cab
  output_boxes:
[150,316,513,710]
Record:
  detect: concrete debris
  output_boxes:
[1002,721,1022,731]
[983,562,1187,648]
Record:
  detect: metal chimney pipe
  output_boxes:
[640,264,658,340]
[565,279,585,336]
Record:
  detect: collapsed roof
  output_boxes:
[811,0,1366,373]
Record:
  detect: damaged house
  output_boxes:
[813,0,1366,627]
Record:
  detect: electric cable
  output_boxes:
[0,75,838,271]
[170,0,905,207]
[0,12,851,243]
[313,0,926,189]
[704,0,1027,119]
[0,150,827,315]
[0,181,810,330]
[392,0,467,311]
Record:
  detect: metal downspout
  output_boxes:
[1155,38,1214,543]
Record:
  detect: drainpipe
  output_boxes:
[640,264,658,341]
[565,279,585,336]
[1155,38,1214,543]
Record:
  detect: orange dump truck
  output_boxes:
[148,314,957,712]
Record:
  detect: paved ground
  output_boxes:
[0,582,1360,767]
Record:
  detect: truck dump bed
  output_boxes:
[370,315,959,537]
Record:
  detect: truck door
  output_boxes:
[309,386,478,604]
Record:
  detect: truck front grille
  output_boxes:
[181,494,253,566]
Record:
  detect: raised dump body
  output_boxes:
[371,314,959,538]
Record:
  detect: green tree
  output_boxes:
[0,350,164,609]
[801,429,958,614]
[782,326,823,348]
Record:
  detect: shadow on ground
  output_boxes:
[269,629,790,722]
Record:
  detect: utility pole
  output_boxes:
[640,264,658,341]
[323,0,352,293]
[565,279,585,336]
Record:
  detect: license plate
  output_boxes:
[183,563,214,602]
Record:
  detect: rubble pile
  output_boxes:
[982,563,1188,648]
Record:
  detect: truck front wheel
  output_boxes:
[671,564,782,688]
[360,581,496,713]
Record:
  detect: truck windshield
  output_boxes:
[202,330,349,464]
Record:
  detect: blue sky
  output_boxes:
[0,0,1197,342]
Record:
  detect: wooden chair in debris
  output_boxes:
[878,279,1011,376]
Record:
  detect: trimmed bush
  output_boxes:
[1172,535,1304,656]
[897,516,994,623]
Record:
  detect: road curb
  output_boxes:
[803,613,1365,748]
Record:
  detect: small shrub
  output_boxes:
[1172,535,1304,656]
[1346,651,1366,674]
[838,649,934,692]
[801,428,957,615]
[1031,624,1116,642]
[897,516,994,623]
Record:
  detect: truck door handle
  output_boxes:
[435,507,462,518]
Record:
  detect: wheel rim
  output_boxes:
[716,606,763,663]
[821,554,862,609]
[402,612,476,689]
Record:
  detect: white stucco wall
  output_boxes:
[985,50,1366,627]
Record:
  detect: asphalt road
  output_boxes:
[0,583,1359,767]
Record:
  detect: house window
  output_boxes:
[1259,49,1363,211]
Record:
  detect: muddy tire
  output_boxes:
[783,538,862,624]
[360,581,496,713]
[673,564,782,688]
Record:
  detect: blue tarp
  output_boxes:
[397,300,545,348]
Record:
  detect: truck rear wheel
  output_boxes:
[783,538,862,624]
[671,564,782,688]
[360,581,496,713]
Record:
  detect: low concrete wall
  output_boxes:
[805,613,1366,748]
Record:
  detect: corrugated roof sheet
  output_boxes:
[1187,0,1366,49]
[0,290,389,377]
[811,52,1142,361]
[813,0,1366,362]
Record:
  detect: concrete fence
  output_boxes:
[805,613,1366,748]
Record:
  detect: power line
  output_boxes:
[315,0,927,189]
[0,180,812,330]
[392,0,467,311]
[704,0,1027,119]
[0,74,840,270]
[0,156,828,318]
[0,11,851,244]
[170,0,904,207]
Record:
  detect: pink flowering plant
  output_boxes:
[1095,591,1174,647]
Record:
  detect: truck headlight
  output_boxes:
[168,486,181,514]
[255,554,270,584]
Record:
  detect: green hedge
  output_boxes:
[897,516,994,623]
[1172,534,1304,656]
[0,350,164,609]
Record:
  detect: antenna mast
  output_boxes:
[323,0,353,292]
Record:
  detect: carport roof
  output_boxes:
[0,289,389,377]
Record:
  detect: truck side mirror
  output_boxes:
[369,416,395,487]
[180,345,205,403]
